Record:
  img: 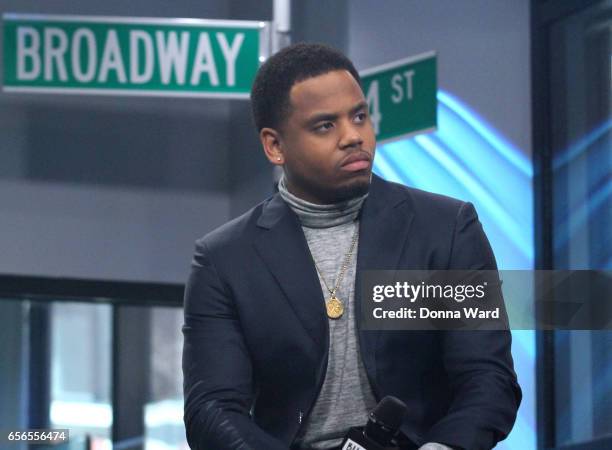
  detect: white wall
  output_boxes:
[348,0,531,156]
[0,179,229,282]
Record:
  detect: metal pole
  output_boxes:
[273,0,291,53]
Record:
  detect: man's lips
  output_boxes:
[340,152,372,172]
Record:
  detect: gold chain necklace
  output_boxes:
[311,225,359,319]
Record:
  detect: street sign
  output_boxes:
[2,14,271,98]
[360,51,437,142]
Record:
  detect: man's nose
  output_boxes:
[338,122,364,149]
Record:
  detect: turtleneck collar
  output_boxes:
[278,174,368,228]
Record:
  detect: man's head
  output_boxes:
[251,43,376,204]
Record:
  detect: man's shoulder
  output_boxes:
[377,176,467,218]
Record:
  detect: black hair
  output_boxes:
[250,42,362,132]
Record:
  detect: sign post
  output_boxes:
[2,14,271,98]
[360,51,437,142]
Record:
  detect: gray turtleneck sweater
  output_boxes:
[277,176,453,450]
[278,176,377,449]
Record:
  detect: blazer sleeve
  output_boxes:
[423,202,522,450]
[182,240,287,450]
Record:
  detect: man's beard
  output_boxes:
[327,177,371,203]
[306,174,371,204]
[285,170,372,204]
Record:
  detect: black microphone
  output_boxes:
[340,396,408,450]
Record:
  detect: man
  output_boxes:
[182,43,521,450]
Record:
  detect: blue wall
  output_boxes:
[373,91,536,449]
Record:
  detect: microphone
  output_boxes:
[340,396,408,450]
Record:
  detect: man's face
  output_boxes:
[276,70,376,204]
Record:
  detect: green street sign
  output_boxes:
[2,14,271,98]
[360,51,437,142]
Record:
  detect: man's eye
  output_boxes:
[316,122,334,132]
[354,112,367,123]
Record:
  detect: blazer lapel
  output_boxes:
[357,174,415,272]
[253,194,328,351]
[355,175,415,371]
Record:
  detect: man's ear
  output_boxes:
[260,127,285,166]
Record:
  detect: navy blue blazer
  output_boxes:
[182,174,521,450]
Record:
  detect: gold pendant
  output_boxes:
[326,296,344,319]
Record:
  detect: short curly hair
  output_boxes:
[250,42,361,132]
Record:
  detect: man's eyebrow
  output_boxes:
[350,100,369,115]
[305,101,369,126]
[306,111,338,126]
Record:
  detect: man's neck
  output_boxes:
[277,174,367,228]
